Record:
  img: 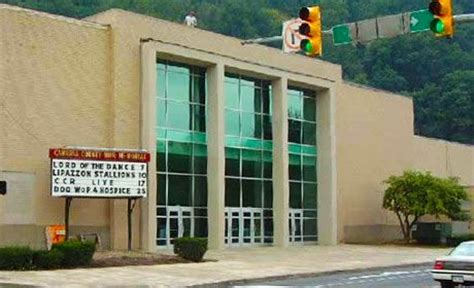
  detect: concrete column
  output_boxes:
[272,77,289,247]
[317,86,338,245]
[139,42,157,252]
[207,62,226,250]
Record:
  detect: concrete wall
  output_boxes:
[0,5,112,249]
[336,83,414,243]
[338,83,474,243]
[412,136,473,186]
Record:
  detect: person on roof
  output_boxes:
[184,11,197,27]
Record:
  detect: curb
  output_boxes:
[190,262,433,287]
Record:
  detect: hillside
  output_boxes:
[1,0,473,144]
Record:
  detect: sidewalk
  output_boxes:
[0,244,449,287]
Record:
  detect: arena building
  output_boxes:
[0,4,472,251]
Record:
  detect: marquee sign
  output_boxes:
[49,148,150,198]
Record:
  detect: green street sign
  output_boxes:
[410,9,434,33]
[332,24,352,46]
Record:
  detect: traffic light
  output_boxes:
[429,0,454,37]
[298,6,322,57]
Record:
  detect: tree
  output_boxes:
[382,170,469,243]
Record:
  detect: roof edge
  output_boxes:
[86,8,342,74]
[0,4,109,30]
[343,81,412,100]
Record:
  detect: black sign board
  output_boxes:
[0,181,6,195]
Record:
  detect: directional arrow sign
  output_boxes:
[410,9,433,33]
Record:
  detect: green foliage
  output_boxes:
[52,240,96,268]
[32,250,64,270]
[1,0,473,144]
[174,237,207,262]
[0,246,33,270]
[383,170,469,242]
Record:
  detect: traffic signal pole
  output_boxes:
[454,13,474,24]
[241,30,332,45]
[242,13,474,46]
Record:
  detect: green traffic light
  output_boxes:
[430,18,445,33]
[300,39,313,53]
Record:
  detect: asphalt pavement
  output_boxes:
[0,245,450,287]
[244,264,439,288]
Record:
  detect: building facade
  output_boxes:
[0,5,472,251]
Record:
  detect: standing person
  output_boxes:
[184,11,197,27]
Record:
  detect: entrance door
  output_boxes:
[225,208,263,246]
[289,209,304,243]
[167,206,193,247]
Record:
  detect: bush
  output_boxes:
[447,234,474,247]
[0,246,33,270]
[52,240,95,268]
[33,250,64,270]
[173,237,207,262]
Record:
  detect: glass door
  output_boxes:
[225,208,264,246]
[289,209,304,243]
[167,206,194,247]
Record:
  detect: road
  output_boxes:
[244,264,443,288]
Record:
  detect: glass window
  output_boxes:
[224,73,274,244]
[157,100,167,127]
[168,142,192,173]
[157,69,166,99]
[167,102,191,130]
[167,71,191,102]
[288,93,302,119]
[194,176,207,207]
[241,113,262,139]
[262,89,271,115]
[225,81,240,110]
[156,60,209,246]
[303,183,317,209]
[225,110,240,136]
[303,219,317,237]
[194,218,208,237]
[242,180,262,208]
[303,122,316,145]
[263,115,272,140]
[263,151,272,179]
[168,175,192,206]
[290,182,302,209]
[287,87,318,243]
[303,156,316,182]
[192,76,206,104]
[288,120,302,143]
[264,181,273,208]
[303,97,316,122]
[225,179,241,207]
[289,154,302,180]
[194,144,207,175]
[157,151,166,172]
[225,148,240,176]
[157,174,166,205]
[242,149,262,178]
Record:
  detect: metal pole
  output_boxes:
[241,30,332,45]
[127,198,139,251]
[128,198,132,251]
[241,35,282,45]
[65,197,72,241]
[454,14,474,24]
